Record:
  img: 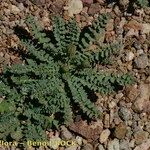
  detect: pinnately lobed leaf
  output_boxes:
[0,13,134,143]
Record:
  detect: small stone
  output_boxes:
[106,19,114,31]
[64,0,83,17]
[129,139,135,148]
[76,136,82,146]
[0,55,5,64]
[134,130,149,145]
[82,143,93,150]
[125,85,139,102]
[114,123,127,139]
[118,0,129,8]
[113,5,121,16]
[104,114,110,128]
[99,129,110,143]
[10,55,17,61]
[142,23,150,34]
[133,41,141,50]
[120,140,130,150]
[119,107,132,121]
[4,53,10,65]
[133,83,150,112]
[134,54,149,69]
[145,122,150,133]
[82,0,93,5]
[0,52,4,57]
[126,51,135,61]
[126,127,133,139]
[137,50,144,56]
[97,144,105,150]
[124,20,142,31]
[10,5,20,14]
[108,139,120,150]
[134,139,150,150]
[65,145,78,150]
[109,101,116,109]
[49,137,61,150]
[115,93,124,100]
[17,3,24,11]
[88,3,101,15]
[61,126,73,140]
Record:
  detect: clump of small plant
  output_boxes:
[0,14,133,142]
[135,0,149,8]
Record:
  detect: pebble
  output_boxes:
[88,3,101,15]
[137,49,144,55]
[133,83,150,112]
[76,136,82,146]
[65,145,79,150]
[0,55,5,64]
[17,3,24,11]
[133,41,141,50]
[134,54,149,69]
[104,113,110,128]
[134,130,149,145]
[120,140,130,150]
[142,23,150,34]
[97,144,105,150]
[106,19,114,31]
[118,107,132,121]
[81,143,93,150]
[125,84,139,102]
[49,137,61,150]
[129,139,135,148]
[10,4,20,14]
[126,126,133,139]
[108,139,120,150]
[109,101,116,109]
[99,129,110,143]
[134,139,150,150]
[4,53,10,65]
[125,51,135,61]
[64,0,83,17]
[115,93,124,100]
[82,0,93,5]
[114,123,127,139]
[61,126,73,140]
[145,122,150,133]
[118,0,129,8]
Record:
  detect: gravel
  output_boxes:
[0,0,150,150]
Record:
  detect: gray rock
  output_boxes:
[17,3,24,11]
[134,54,149,69]
[134,130,149,145]
[61,126,73,140]
[126,127,133,139]
[76,136,82,146]
[81,143,93,150]
[119,107,132,121]
[145,122,150,133]
[134,139,150,150]
[120,140,130,150]
[104,114,110,128]
[97,144,105,150]
[108,139,120,150]
[125,51,135,61]
[99,129,110,143]
[0,55,5,63]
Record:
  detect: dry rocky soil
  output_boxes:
[0,0,150,150]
